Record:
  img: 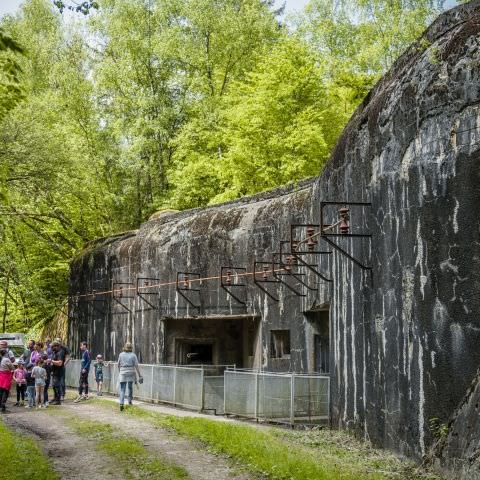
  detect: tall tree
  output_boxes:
[90,0,280,223]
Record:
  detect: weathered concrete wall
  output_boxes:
[69,1,480,470]
[317,1,480,463]
[432,369,480,479]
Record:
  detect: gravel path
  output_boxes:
[2,406,123,480]
[63,401,251,480]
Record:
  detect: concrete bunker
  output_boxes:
[68,2,480,475]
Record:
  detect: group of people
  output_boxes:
[0,338,142,412]
[0,338,69,412]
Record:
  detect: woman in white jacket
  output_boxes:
[117,342,142,411]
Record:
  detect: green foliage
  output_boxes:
[429,417,449,439]
[53,1,99,15]
[0,419,59,479]
[0,28,24,117]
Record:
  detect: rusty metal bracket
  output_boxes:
[220,267,247,306]
[271,252,306,297]
[276,241,318,291]
[112,282,134,313]
[320,201,372,270]
[136,277,160,309]
[289,225,333,282]
[253,261,279,302]
[176,272,201,310]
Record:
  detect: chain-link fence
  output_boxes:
[66,361,329,423]
[224,369,329,424]
[65,360,228,413]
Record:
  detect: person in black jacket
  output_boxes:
[74,341,91,403]
[50,341,65,405]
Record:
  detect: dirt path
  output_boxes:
[2,407,124,480]
[61,401,250,480]
[2,400,251,480]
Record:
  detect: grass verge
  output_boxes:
[91,398,408,480]
[0,419,59,480]
[65,416,189,480]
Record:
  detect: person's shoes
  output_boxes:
[60,396,64,401]
[20,401,24,406]
[128,401,132,406]
[82,395,89,401]
[73,395,83,403]
[45,401,49,407]
[120,404,124,411]
[49,399,61,406]
[14,402,19,407]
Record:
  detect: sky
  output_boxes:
[0,0,310,17]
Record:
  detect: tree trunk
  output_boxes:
[2,269,11,333]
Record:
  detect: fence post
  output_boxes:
[200,366,205,412]
[173,366,177,406]
[150,365,154,401]
[290,373,295,426]
[254,371,259,421]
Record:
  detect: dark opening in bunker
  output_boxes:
[164,316,260,368]
[270,330,291,358]
[180,342,213,364]
[306,307,330,374]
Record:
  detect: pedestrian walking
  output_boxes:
[74,341,91,402]
[94,354,104,396]
[0,349,14,413]
[13,360,27,406]
[117,342,142,411]
[32,359,47,408]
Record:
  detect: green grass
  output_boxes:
[90,399,392,480]
[91,398,444,480]
[66,416,189,480]
[272,429,443,480]
[0,419,59,480]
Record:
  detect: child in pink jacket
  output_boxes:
[13,360,27,406]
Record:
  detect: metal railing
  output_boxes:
[224,368,329,424]
[65,361,330,424]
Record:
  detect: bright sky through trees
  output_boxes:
[0,0,308,17]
